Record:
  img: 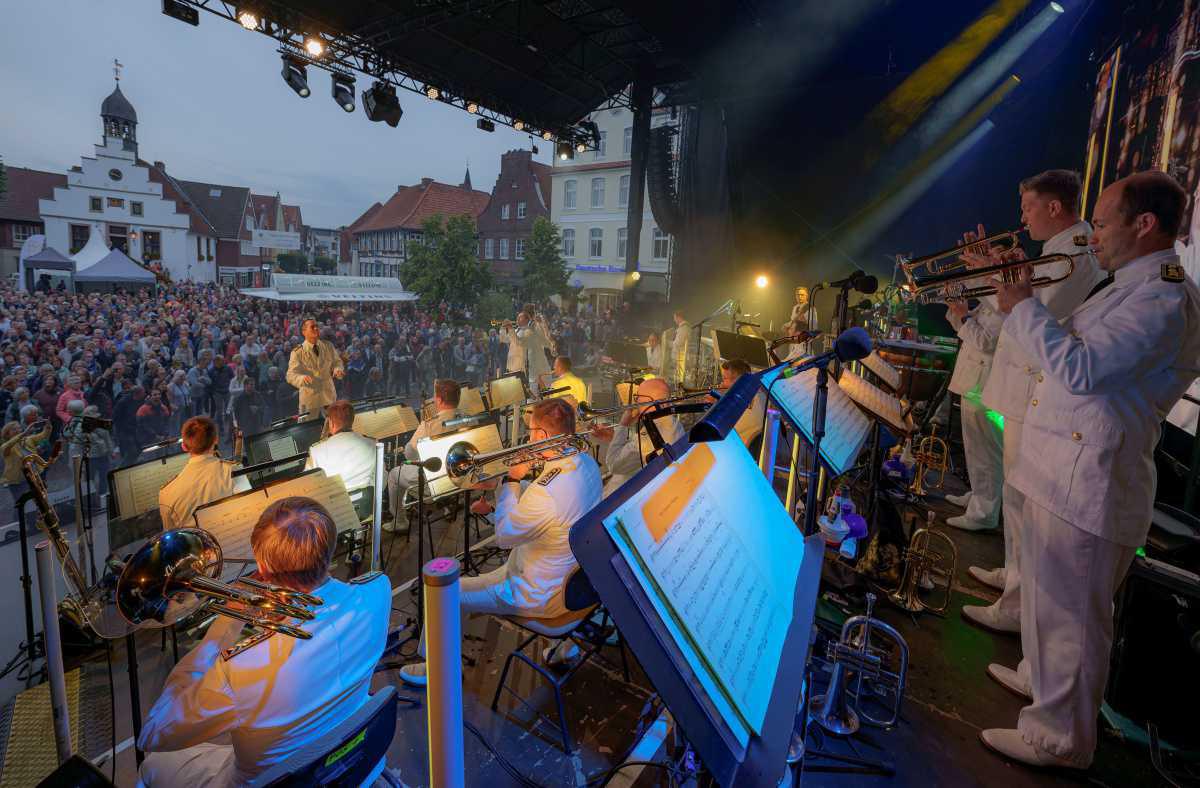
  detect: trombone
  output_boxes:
[899,227,1024,280]
[577,391,716,427]
[900,240,1091,305]
[445,431,592,488]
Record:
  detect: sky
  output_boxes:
[0,0,552,228]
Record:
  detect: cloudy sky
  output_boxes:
[0,0,551,228]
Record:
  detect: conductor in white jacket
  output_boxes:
[285,318,345,420]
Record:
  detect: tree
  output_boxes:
[312,255,337,274]
[400,214,492,307]
[276,251,309,273]
[476,290,515,326]
[521,217,571,305]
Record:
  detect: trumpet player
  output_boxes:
[591,377,685,496]
[138,496,392,787]
[500,311,553,384]
[959,169,1101,636]
[399,397,602,687]
[386,379,461,533]
[980,171,1200,770]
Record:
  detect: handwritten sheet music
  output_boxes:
[764,368,870,476]
[838,369,910,434]
[860,351,901,391]
[193,471,359,582]
[110,452,190,517]
[355,406,419,440]
[417,424,506,498]
[604,437,805,747]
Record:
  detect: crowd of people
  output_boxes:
[0,280,631,503]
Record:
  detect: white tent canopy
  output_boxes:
[72,224,110,271]
[241,273,418,302]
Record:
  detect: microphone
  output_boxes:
[397,456,443,472]
[787,326,873,374]
[822,270,879,294]
[769,331,821,350]
[538,385,570,397]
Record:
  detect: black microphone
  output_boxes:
[821,270,878,294]
[397,456,442,472]
[787,326,873,374]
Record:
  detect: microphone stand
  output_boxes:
[802,364,830,539]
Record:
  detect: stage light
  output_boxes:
[542,130,553,141]
[236,7,259,30]
[755,274,769,289]
[575,141,586,153]
[281,55,310,98]
[161,0,199,26]
[304,37,325,57]
[425,85,440,100]
[331,73,355,112]
[630,271,641,281]
[555,141,574,161]
[513,120,525,131]
[466,101,478,114]
[476,118,495,133]
[363,80,402,127]
[1049,1,1065,12]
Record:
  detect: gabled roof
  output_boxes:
[340,202,383,262]
[250,193,279,230]
[0,166,67,223]
[356,179,490,233]
[173,179,252,239]
[281,204,303,233]
[531,161,553,211]
[144,162,218,236]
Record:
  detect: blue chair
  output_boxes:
[249,686,403,787]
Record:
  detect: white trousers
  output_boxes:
[1014,497,1135,766]
[959,398,1003,526]
[386,465,421,524]
[994,419,1024,626]
[138,742,234,788]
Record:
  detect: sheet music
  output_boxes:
[860,351,902,391]
[110,452,190,517]
[194,471,358,581]
[487,376,527,411]
[417,424,505,498]
[838,369,910,434]
[460,387,487,415]
[266,435,299,460]
[765,368,870,475]
[604,437,805,747]
[354,405,418,440]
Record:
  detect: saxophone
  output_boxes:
[22,442,92,628]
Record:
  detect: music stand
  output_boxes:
[711,329,771,370]
[244,419,325,468]
[107,450,191,519]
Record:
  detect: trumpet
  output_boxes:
[577,391,716,426]
[900,227,1024,279]
[444,431,592,488]
[900,239,1091,305]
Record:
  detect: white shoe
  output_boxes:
[945,515,998,532]
[979,728,1086,770]
[986,663,1031,701]
[542,641,581,667]
[399,662,427,687]
[968,566,1005,592]
[961,603,1020,634]
[944,491,971,508]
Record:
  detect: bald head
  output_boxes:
[636,377,670,403]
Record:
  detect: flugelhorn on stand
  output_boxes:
[887,511,959,616]
[909,426,948,496]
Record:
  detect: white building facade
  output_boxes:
[550,105,673,310]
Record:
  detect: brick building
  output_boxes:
[0,166,66,279]
[476,149,553,285]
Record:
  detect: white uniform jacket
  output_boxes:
[604,415,685,495]
[159,454,237,530]
[305,430,377,491]
[285,340,345,416]
[947,300,1004,397]
[501,326,524,375]
[492,453,603,617]
[138,573,391,785]
[1005,249,1200,546]
[403,408,460,462]
[733,389,768,448]
[982,222,1102,420]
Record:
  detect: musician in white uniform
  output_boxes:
[305,400,376,491]
[981,171,1200,770]
[718,358,766,449]
[138,497,392,787]
[385,378,460,532]
[960,170,1101,635]
[399,398,603,686]
[670,311,690,386]
[592,377,685,496]
[158,416,236,531]
[944,299,1004,530]
[645,332,665,376]
[500,312,552,383]
[285,319,345,421]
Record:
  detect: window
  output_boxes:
[209,188,222,198]
[131,201,143,217]
[107,197,125,208]
[619,175,630,208]
[515,239,526,260]
[563,180,577,209]
[501,204,511,220]
[617,227,627,259]
[13,224,35,244]
[485,238,494,259]
[142,231,161,261]
[70,224,90,253]
[206,237,212,260]
[89,196,102,212]
[589,228,602,258]
[499,238,509,259]
[623,126,632,155]
[562,229,575,258]
[517,201,526,219]
[653,228,670,260]
[107,224,128,252]
[197,236,203,260]
[595,130,607,159]
[590,177,605,208]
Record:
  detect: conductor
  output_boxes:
[286,318,345,420]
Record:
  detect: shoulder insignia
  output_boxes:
[537,467,562,487]
[350,570,383,585]
[1162,263,1186,283]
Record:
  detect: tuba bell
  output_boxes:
[887,510,959,616]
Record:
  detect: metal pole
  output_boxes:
[758,407,781,480]
[372,441,385,570]
[423,558,464,788]
[16,496,40,673]
[35,541,72,764]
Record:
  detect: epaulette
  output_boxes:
[1162,263,1186,283]
[350,570,384,585]
[536,467,562,487]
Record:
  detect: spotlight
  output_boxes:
[362,80,402,127]
[555,141,574,161]
[161,0,199,25]
[305,37,325,57]
[281,55,310,98]
[476,118,496,133]
[1049,1,1065,11]
[513,120,525,131]
[425,85,440,100]
[575,141,587,153]
[466,101,479,114]
[755,274,769,289]
[542,130,553,141]
[236,7,259,30]
[630,271,641,281]
[331,73,355,112]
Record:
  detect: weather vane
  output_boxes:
[113,58,123,83]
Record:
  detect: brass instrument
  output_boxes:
[444,431,592,488]
[810,592,909,734]
[577,391,715,427]
[900,227,1024,279]
[909,427,948,496]
[900,237,1091,305]
[887,511,959,616]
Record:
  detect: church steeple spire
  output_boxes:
[101,59,138,154]
[461,162,472,191]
